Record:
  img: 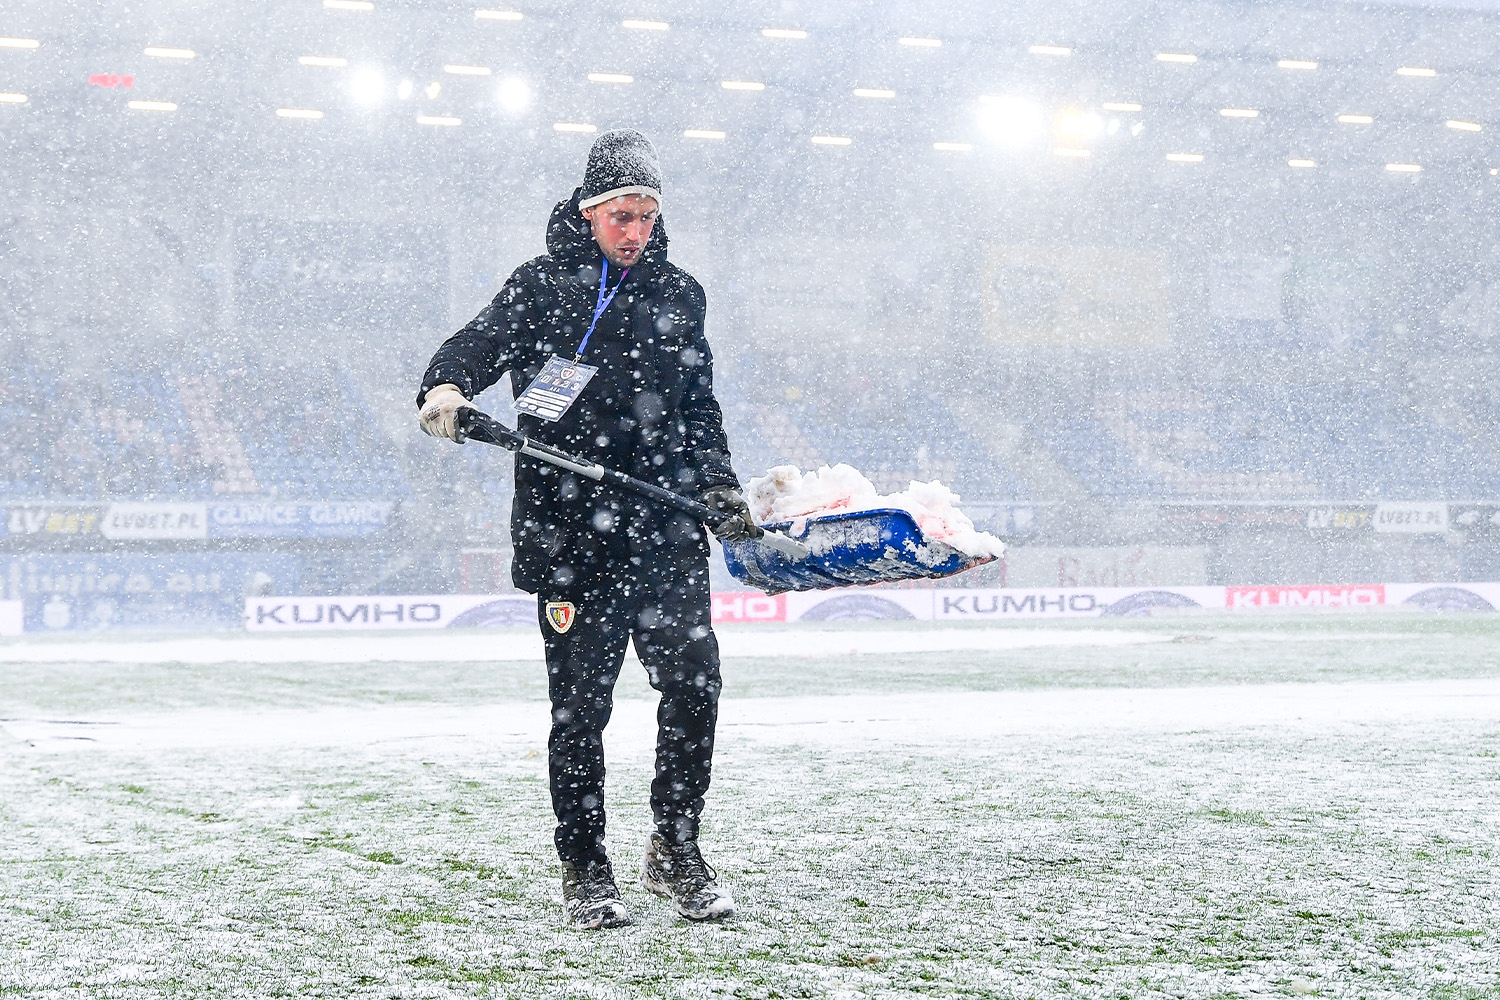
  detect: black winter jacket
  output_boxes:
[418,188,739,592]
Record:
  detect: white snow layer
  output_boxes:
[748,463,1007,559]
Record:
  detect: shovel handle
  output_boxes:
[454,408,811,560]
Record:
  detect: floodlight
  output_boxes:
[128,100,177,112]
[496,77,531,112]
[0,92,28,103]
[1278,59,1317,70]
[1029,45,1071,56]
[1165,152,1203,162]
[1220,108,1259,118]
[1288,158,1316,168]
[1337,114,1373,124]
[1102,102,1142,112]
[555,122,597,132]
[623,19,668,31]
[347,67,386,106]
[417,115,461,126]
[1396,66,1436,77]
[475,9,523,19]
[1054,146,1090,157]
[684,129,725,140]
[300,56,348,67]
[324,0,373,10]
[853,88,895,99]
[1156,52,1197,64]
[589,73,633,84]
[277,108,323,119]
[811,135,851,145]
[1385,162,1421,172]
[446,65,491,76]
[1446,120,1482,132]
[145,47,195,59]
[900,37,941,48]
[763,28,807,39]
[0,37,40,49]
[722,80,764,91]
[932,141,971,151]
[976,95,1045,147]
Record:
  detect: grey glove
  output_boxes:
[701,486,760,543]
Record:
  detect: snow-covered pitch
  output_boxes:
[3,614,1499,998]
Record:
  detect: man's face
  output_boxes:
[581,194,659,268]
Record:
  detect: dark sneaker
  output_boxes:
[641,833,735,921]
[562,859,631,929]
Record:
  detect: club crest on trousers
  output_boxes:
[545,601,576,634]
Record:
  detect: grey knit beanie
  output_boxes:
[578,129,663,211]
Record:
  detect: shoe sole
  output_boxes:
[641,870,736,921]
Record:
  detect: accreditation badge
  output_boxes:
[514,357,598,423]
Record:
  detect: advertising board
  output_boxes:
[208,501,395,539]
[9,554,302,631]
[246,594,535,631]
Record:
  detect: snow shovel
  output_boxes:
[719,508,998,595]
[454,408,812,561]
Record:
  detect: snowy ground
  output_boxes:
[3,614,1500,999]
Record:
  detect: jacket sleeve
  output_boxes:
[417,267,534,407]
[679,280,740,492]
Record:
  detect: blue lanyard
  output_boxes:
[574,257,629,362]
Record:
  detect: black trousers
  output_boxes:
[537,554,722,864]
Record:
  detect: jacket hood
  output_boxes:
[546,186,669,271]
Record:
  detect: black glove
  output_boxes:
[700,486,760,543]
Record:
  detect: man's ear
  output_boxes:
[580,205,595,223]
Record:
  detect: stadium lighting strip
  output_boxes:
[324,0,373,10]
[0,17,1487,175]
